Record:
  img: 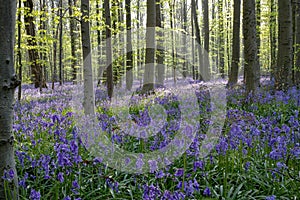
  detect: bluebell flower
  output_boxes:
[203,187,211,196]
[29,189,41,200]
[266,195,276,200]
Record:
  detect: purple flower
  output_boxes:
[30,189,41,200]
[57,172,64,183]
[266,195,276,200]
[203,187,211,197]
[174,168,184,177]
[63,196,71,200]
[148,160,158,173]
[193,161,204,171]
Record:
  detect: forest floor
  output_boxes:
[8,79,300,200]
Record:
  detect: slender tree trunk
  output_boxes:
[59,0,63,85]
[192,0,204,81]
[104,0,113,98]
[69,0,78,83]
[202,0,210,80]
[181,0,187,78]
[169,0,176,84]
[17,0,22,101]
[52,0,58,90]
[295,0,300,86]
[191,3,196,80]
[156,0,165,85]
[243,0,259,94]
[142,0,156,92]
[270,0,276,80]
[126,0,133,90]
[228,0,240,86]
[0,1,19,198]
[276,0,293,90]
[81,0,95,115]
[256,0,261,78]
[218,0,225,78]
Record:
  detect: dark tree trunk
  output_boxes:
[126,0,133,90]
[51,0,58,90]
[59,0,63,85]
[228,0,241,86]
[181,0,187,78]
[243,0,259,94]
[69,0,78,83]
[270,0,276,80]
[218,0,225,78]
[202,0,210,80]
[0,0,20,198]
[17,0,22,101]
[24,0,47,90]
[142,0,156,92]
[294,0,300,86]
[192,0,204,81]
[104,0,113,98]
[276,0,293,90]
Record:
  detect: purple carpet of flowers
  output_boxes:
[4,82,300,199]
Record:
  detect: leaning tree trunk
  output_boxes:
[228,0,241,86]
[24,0,47,90]
[0,0,19,199]
[243,0,259,95]
[81,0,95,115]
[276,0,293,90]
[142,0,156,92]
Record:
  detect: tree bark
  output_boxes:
[276,0,293,90]
[218,0,225,78]
[104,0,113,98]
[269,0,276,80]
[294,0,300,86]
[17,0,22,101]
[228,0,241,86]
[142,0,156,92]
[81,0,95,115]
[126,0,133,90]
[192,0,204,81]
[202,0,210,80]
[156,0,165,85]
[24,0,46,90]
[69,0,78,84]
[0,0,19,198]
[243,0,259,94]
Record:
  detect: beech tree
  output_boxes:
[0,0,19,198]
[276,0,293,90]
[81,0,95,115]
[243,0,260,94]
[142,0,156,92]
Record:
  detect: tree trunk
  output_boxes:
[104,0,113,98]
[69,0,78,84]
[192,0,204,81]
[24,0,46,90]
[256,0,261,78]
[126,0,133,90]
[243,0,259,94]
[202,0,210,80]
[276,0,293,90]
[17,0,22,101]
[142,0,156,92]
[51,0,58,90]
[156,0,165,85]
[269,0,276,80]
[81,0,95,115]
[181,0,187,78]
[0,0,19,198]
[228,0,241,86]
[218,0,225,78]
[294,0,300,86]
[59,0,63,85]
